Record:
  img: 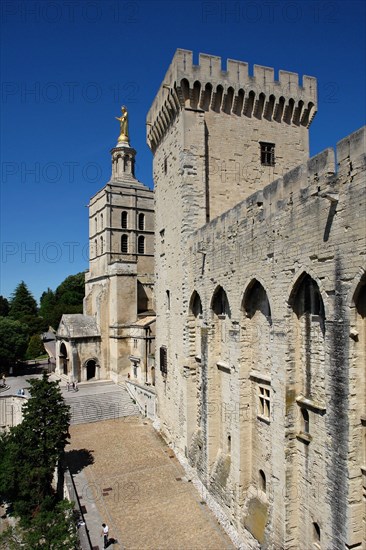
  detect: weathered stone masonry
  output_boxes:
[148,49,366,549]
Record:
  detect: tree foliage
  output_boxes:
[0,295,9,317]
[38,288,57,325]
[1,273,85,366]
[39,273,85,328]
[55,272,85,305]
[26,334,45,359]
[9,281,38,320]
[0,499,79,549]
[0,317,29,366]
[0,373,71,520]
[0,375,77,548]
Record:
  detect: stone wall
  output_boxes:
[0,395,26,431]
[184,127,365,548]
[149,49,365,549]
[151,89,365,547]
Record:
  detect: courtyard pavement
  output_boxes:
[2,372,236,549]
[67,416,235,550]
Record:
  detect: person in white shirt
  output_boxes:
[101,523,109,548]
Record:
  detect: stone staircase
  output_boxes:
[63,381,139,425]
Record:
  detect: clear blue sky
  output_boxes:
[1,0,365,303]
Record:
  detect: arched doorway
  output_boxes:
[86,359,96,380]
[59,343,68,376]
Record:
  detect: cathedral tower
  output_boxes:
[84,110,155,382]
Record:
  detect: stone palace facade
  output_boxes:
[147,50,366,549]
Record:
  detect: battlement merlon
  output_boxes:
[147,49,318,152]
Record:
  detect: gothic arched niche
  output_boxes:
[59,342,68,376]
[189,291,203,359]
[286,272,327,548]
[289,272,326,398]
[354,276,366,318]
[211,285,230,318]
[350,273,366,546]
[186,290,205,470]
[240,280,273,502]
[243,279,272,321]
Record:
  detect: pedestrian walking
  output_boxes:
[101,523,109,548]
[66,381,70,391]
[72,381,75,391]
[74,381,78,392]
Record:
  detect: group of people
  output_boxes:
[66,381,78,392]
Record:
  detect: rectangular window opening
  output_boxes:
[160,346,167,375]
[258,385,271,420]
[260,142,275,166]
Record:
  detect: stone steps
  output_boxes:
[64,386,139,425]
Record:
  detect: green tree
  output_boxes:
[39,273,85,329]
[9,281,38,320]
[0,317,29,366]
[55,272,85,306]
[39,288,57,327]
[0,295,9,316]
[26,334,45,359]
[0,499,79,549]
[20,315,48,337]
[0,373,71,520]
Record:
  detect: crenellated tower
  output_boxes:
[147,49,317,220]
[146,48,318,497]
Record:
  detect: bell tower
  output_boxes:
[84,108,155,382]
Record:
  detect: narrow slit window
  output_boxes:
[138,236,145,254]
[301,408,309,434]
[259,470,266,493]
[160,346,167,374]
[138,213,145,230]
[121,235,128,254]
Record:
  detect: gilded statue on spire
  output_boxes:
[115,105,129,144]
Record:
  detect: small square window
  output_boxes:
[260,142,275,166]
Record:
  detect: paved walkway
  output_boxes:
[67,416,235,550]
